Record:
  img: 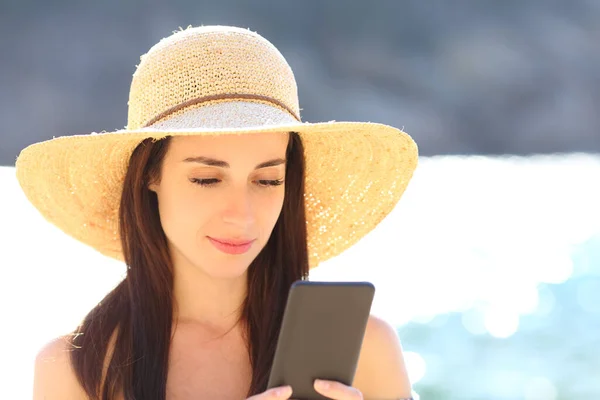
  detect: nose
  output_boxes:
[221,185,256,228]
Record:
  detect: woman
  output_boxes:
[19,26,418,399]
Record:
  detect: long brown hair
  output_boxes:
[69,132,308,399]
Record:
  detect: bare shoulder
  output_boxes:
[353,314,413,399]
[33,335,89,400]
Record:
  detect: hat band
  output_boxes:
[142,93,300,128]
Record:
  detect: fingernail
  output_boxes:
[315,379,329,389]
[275,385,292,397]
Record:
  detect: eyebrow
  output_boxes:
[182,156,286,169]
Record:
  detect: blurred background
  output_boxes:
[1,1,599,399]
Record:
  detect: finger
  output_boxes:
[247,385,293,399]
[314,379,363,399]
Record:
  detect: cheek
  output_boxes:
[156,185,211,239]
[258,189,285,227]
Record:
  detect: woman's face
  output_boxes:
[148,132,289,279]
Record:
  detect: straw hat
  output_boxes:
[15,25,418,269]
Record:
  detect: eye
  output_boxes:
[190,178,221,186]
[257,179,284,187]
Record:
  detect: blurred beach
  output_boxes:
[2,153,599,399]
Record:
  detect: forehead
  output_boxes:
[166,132,289,162]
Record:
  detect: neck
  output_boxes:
[171,257,248,333]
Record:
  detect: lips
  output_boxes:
[207,236,255,255]
[209,237,254,246]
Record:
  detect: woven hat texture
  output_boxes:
[15,25,418,268]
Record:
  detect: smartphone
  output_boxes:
[266,280,376,399]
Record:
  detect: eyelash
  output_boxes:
[190,178,284,187]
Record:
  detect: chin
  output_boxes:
[201,257,254,280]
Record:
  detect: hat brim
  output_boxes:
[15,119,418,268]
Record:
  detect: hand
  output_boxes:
[246,385,293,400]
[313,379,363,399]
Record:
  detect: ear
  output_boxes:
[147,179,159,193]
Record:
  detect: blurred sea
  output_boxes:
[1,153,599,400]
